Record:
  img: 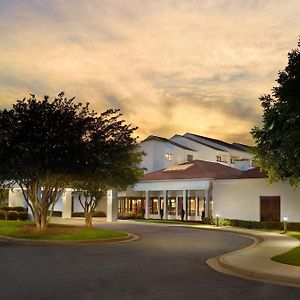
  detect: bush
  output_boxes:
[7,211,18,220]
[201,217,300,231]
[47,211,62,217]
[0,210,6,220]
[93,211,106,217]
[0,206,26,212]
[18,212,28,221]
[117,212,142,220]
[71,211,107,218]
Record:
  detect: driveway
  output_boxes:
[0,222,299,300]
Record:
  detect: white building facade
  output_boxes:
[8,132,300,223]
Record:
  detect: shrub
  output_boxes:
[72,212,84,217]
[47,211,62,217]
[0,206,26,212]
[71,211,107,218]
[7,211,18,220]
[0,210,6,220]
[93,211,106,217]
[18,212,28,221]
[117,212,142,220]
[201,218,300,231]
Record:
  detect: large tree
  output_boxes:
[251,37,300,187]
[71,109,144,228]
[0,93,143,230]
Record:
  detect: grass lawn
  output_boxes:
[272,232,300,266]
[0,220,127,241]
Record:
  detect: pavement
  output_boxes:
[120,220,300,287]
[54,218,300,287]
[1,220,300,299]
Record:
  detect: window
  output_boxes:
[165,153,173,161]
[216,156,222,162]
[187,154,193,162]
[150,198,158,214]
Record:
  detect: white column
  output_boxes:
[163,190,168,220]
[62,190,72,218]
[195,196,199,219]
[157,195,161,219]
[205,190,209,218]
[183,190,187,221]
[145,191,150,219]
[175,196,179,219]
[107,188,118,222]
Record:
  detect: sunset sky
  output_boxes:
[0,0,299,144]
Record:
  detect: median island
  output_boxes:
[0,220,128,243]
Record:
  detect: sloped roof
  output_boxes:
[184,133,248,152]
[141,160,267,181]
[142,135,195,151]
[232,142,251,151]
[182,135,227,152]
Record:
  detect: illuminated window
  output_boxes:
[165,153,173,161]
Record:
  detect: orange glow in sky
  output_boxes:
[0,0,299,144]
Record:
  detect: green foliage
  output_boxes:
[0,92,143,229]
[7,211,19,220]
[202,217,300,231]
[71,211,106,217]
[0,206,26,212]
[18,212,28,221]
[0,210,6,220]
[47,211,62,217]
[251,37,300,187]
[117,212,143,219]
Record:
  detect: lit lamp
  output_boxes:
[283,216,288,233]
[216,214,220,227]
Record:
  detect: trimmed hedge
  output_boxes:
[18,212,29,221]
[72,211,106,218]
[201,217,300,231]
[0,210,6,220]
[118,212,143,220]
[0,206,27,212]
[47,211,62,217]
[0,210,28,221]
[7,211,19,220]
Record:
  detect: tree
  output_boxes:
[0,93,143,230]
[251,37,300,187]
[71,109,144,228]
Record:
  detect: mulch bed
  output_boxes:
[21,224,92,235]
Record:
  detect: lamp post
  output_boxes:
[283,216,288,233]
[216,214,220,227]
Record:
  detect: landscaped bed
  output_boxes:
[272,232,300,266]
[0,220,128,241]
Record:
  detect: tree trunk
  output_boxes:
[85,212,93,228]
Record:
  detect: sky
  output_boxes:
[0,0,299,144]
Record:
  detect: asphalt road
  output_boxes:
[0,222,299,300]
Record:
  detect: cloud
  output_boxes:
[0,0,299,144]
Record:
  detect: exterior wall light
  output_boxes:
[216,213,220,227]
[283,216,288,233]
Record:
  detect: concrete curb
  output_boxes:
[0,232,139,246]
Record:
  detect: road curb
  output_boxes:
[205,230,300,287]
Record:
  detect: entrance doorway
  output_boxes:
[260,196,280,222]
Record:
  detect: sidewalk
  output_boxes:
[203,226,300,287]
